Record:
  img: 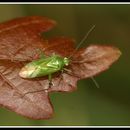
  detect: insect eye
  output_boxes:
[64,57,69,66]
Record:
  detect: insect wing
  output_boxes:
[20,56,61,78]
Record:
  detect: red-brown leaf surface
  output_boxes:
[0,16,121,119]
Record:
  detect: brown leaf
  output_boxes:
[0,16,56,62]
[0,16,56,119]
[0,16,121,119]
[70,44,121,79]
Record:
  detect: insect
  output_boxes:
[19,53,70,85]
[19,25,97,88]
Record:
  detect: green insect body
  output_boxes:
[19,54,70,83]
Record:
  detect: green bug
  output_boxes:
[19,53,69,86]
[19,25,96,88]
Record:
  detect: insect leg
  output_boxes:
[48,74,54,88]
[21,74,54,98]
[64,68,100,89]
[56,70,64,87]
[35,48,47,59]
[63,68,80,78]
[64,68,100,88]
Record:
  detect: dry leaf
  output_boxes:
[0,16,121,119]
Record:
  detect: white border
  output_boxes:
[0,2,129,4]
[0,126,130,128]
[0,2,129,128]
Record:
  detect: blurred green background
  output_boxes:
[0,4,129,126]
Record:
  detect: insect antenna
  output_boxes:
[91,76,100,88]
[67,25,100,89]
[68,25,96,59]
